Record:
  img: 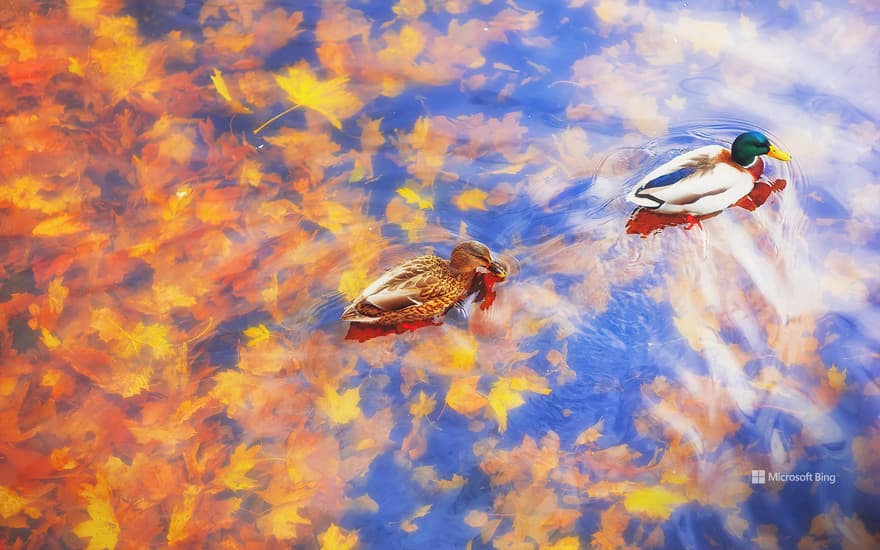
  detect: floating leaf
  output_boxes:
[397,186,434,209]
[258,502,311,540]
[409,390,437,418]
[73,488,119,550]
[622,486,688,520]
[257,61,363,133]
[244,324,271,347]
[32,214,88,236]
[446,376,487,416]
[827,365,847,391]
[210,68,252,113]
[318,385,361,425]
[453,188,489,211]
[319,523,359,550]
[41,328,61,349]
[217,444,261,491]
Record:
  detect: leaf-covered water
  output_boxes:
[1,1,879,549]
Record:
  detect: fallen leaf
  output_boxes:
[244,324,271,347]
[319,523,359,550]
[318,385,362,425]
[210,68,252,113]
[263,61,363,132]
[622,486,688,520]
[397,186,434,209]
[446,376,487,416]
[453,188,489,211]
[410,390,437,418]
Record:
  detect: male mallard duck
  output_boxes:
[626,131,791,216]
[341,240,507,326]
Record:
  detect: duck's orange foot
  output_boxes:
[479,289,497,311]
[685,214,703,230]
[345,323,396,342]
[399,318,443,331]
[345,318,443,342]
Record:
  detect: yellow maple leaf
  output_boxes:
[90,16,150,102]
[319,523,359,550]
[129,322,172,359]
[167,485,199,545]
[827,365,847,391]
[509,376,551,395]
[409,390,437,418]
[210,370,249,416]
[217,444,261,491]
[257,502,311,540]
[41,329,61,349]
[32,214,88,236]
[68,0,105,26]
[244,324,271,347]
[210,68,252,113]
[0,486,25,518]
[397,186,433,209]
[445,376,487,416]
[107,364,154,398]
[152,282,197,311]
[240,159,263,187]
[453,188,489,211]
[319,385,361,425]
[546,536,581,550]
[487,378,525,433]
[73,494,119,550]
[622,486,688,520]
[338,268,370,301]
[256,61,363,133]
[68,56,85,76]
[48,277,69,314]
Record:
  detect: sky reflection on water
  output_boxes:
[1,1,879,548]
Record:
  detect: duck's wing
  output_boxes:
[627,145,728,208]
[349,256,447,313]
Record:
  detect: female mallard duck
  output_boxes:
[626,131,791,216]
[341,240,507,326]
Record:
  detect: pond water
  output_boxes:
[2,1,879,548]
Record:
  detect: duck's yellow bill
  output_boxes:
[768,144,791,161]
[489,261,507,280]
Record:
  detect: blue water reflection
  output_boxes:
[2,0,879,548]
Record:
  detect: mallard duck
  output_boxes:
[341,241,507,326]
[626,131,791,216]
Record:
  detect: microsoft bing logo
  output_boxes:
[751,469,766,484]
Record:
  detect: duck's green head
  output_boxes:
[731,131,791,166]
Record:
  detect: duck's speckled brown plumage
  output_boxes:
[341,241,504,326]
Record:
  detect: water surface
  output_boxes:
[1,1,879,548]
